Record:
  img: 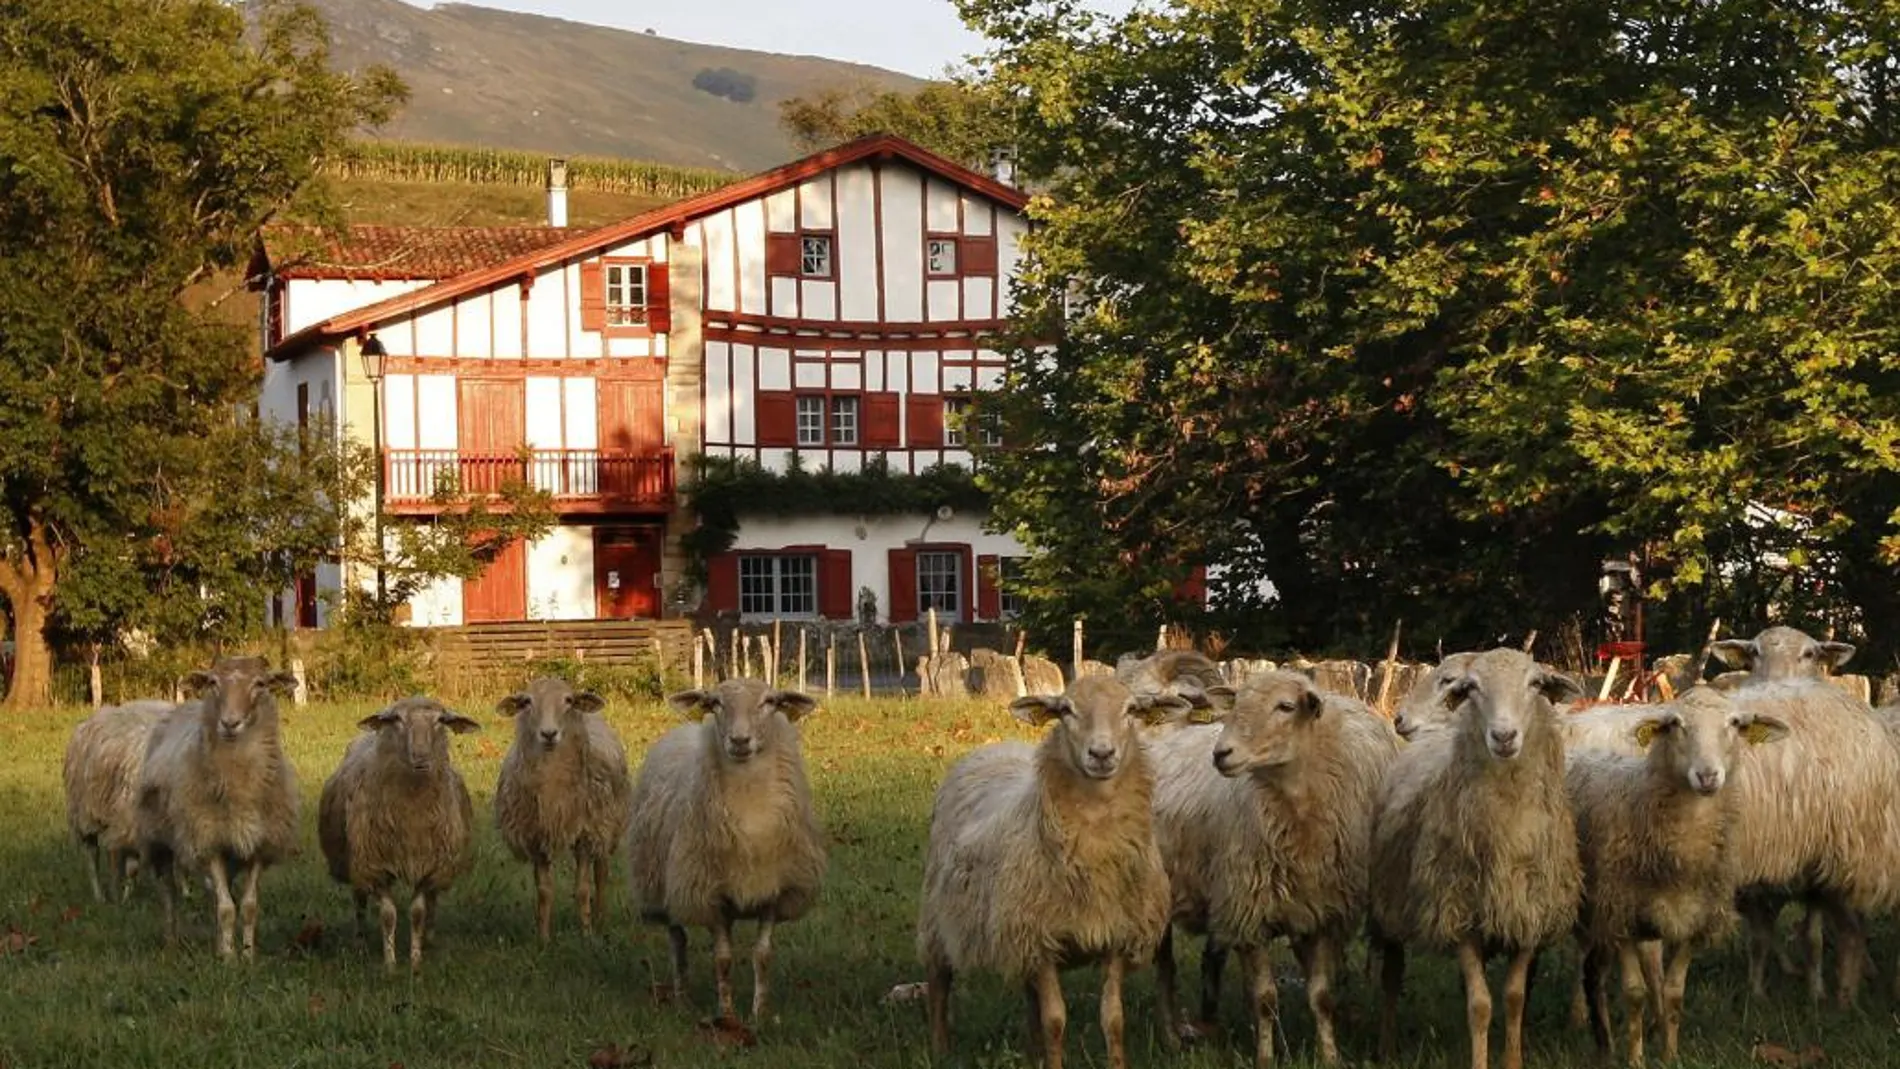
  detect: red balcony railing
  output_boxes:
[383,449,675,510]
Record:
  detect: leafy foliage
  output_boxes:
[692,67,759,104]
[964,0,1900,662]
[779,80,1008,167]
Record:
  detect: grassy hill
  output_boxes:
[293,0,925,171]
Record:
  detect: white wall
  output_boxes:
[286,279,428,336]
[407,573,464,627]
[729,513,1025,624]
[527,526,596,620]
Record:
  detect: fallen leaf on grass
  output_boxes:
[1753,1042,1827,1068]
[290,917,325,951]
[307,994,326,1017]
[587,1043,652,1068]
[696,1016,757,1048]
[59,905,82,925]
[3,926,38,955]
[883,982,927,1005]
[648,982,674,1007]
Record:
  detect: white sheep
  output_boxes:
[63,699,172,903]
[1148,670,1399,1067]
[627,678,825,1024]
[1568,685,1788,1065]
[318,696,481,972]
[135,656,300,960]
[918,676,1185,1069]
[494,676,633,941]
[1369,648,1582,1069]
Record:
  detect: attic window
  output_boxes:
[927,237,958,277]
[800,234,834,279]
[606,263,647,325]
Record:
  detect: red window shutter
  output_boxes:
[961,236,998,277]
[887,548,918,623]
[706,552,739,613]
[862,392,901,449]
[1174,565,1208,607]
[766,233,801,276]
[820,549,854,620]
[579,260,606,331]
[906,393,943,449]
[756,391,796,447]
[646,262,671,334]
[976,554,1001,621]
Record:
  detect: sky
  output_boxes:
[399,0,992,78]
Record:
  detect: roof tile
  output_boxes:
[260,224,577,281]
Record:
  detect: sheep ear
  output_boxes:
[568,691,606,715]
[262,671,298,696]
[767,690,818,722]
[1536,670,1584,706]
[1297,684,1325,719]
[1129,693,1192,725]
[1819,642,1855,670]
[1710,639,1757,670]
[441,711,482,734]
[1438,677,1473,710]
[1709,671,1749,693]
[356,707,400,731]
[1632,714,1677,749]
[665,690,712,717]
[184,671,218,695]
[1010,695,1069,726]
[1740,715,1790,746]
[494,693,532,718]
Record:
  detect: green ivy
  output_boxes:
[681,454,990,584]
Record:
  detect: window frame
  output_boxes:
[998,556,1028,618]
[926,235,960,278]
[603,261,649,326]
[737,552,819,619]
[916,549,963,621]
[942,393,1002,449]
[791,390,861,447]
[799,232,836,280]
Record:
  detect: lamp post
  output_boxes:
[359,334,388,609]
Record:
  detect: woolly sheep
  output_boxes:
[135,657,300,960]
[494,676,633,941]
[627,679,825,1024]
[318,696,480,972]
[1369,648,1583,1069]
[64,699,172,903]
[1568,686,1789,1065]
[1148,670,1399,1067]
[1115,649,1225,704]
[918,676,1186,1069]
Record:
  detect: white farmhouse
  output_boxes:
[256,135,1032,629]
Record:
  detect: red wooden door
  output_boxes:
[463,537,527,623]
[458,379,526,494]
[594,527,661,619]
[598,379,665,499]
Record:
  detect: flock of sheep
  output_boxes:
[52,627,1897,1069]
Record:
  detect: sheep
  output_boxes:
[135,656,300,960]
[918,676,1186,1069]
[627,679,825,1025]
[63,699,172,903]
[1369,648,1583,1069]
[493,676,633,942]
[1115,649,1225,704]
[1568,685,1789,1065]
[1147,670,1399,1067]
[318,696,480,972]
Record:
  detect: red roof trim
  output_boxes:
[267,135,1030,360]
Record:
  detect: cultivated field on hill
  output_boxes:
[0,696,1883,1068]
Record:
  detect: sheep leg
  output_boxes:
[1567,950,1589,1032]
[353,889,370,942]
[575,852,596,937]
[1637,941,1665,1035]
[1154,926,1187,1049]
[1739,894,1778,997]
[750,915,775,1024]
[1021,981,1043,1060]
[1241,944,1280,1068]
[924,955,953,1057]
[422,888,439,947]
[1295,934,1340,1066]
[408,890,427,973]
[1455,939,1492,1069]
[82,840,105,904]
[1616,941,1646,1067]
[1033,960,1067,1069]
[1377,939,1405,1064]
[1825,899,1866,1008]
[712,917,738,1021]
[1100,953,1128,1069]
[118,848,140,902]
[208,854,237,961]
[593,854,611,929]
[1499,945,1533,1069]
[238,859,261,963]
[379,891,399,971]
[533,858,554,942]
[1583,944,1611,1053]
[1201,936,1229,1031]
[667,924,690,1003]
[1659,943,1692,1063]
[152,851,178,946]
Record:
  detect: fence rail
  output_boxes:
[384,449,673,506]
[430,619,695,672]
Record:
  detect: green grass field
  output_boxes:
[0,695,1893,1069]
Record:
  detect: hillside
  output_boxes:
[292,0,926,171]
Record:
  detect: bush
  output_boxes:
[520,655,664,705]
[692,67,758,103]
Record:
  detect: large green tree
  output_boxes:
[967,0,1900,662]
[779,80,1008,168]
[0,0,404,707]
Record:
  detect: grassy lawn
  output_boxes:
[1,693,1894,1069]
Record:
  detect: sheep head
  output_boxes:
[665,678,815,763]
[1391,652,1480,740]
[1197,671,1330,777]
[1629,685,1788,796]
[1438,648,1581,761]
[496,676,606,753]
[1710,626,1854,681]
[358,696,480,774]
[185,655,296,743]
[1011,675,1190,781]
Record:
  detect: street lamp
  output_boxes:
[359,334,388,609]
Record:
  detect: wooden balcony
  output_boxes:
[383,448,675,514]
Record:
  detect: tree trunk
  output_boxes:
[1,519,61,710]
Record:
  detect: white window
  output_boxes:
[918,551,962,619]
[800,234,833,278]
[739,555,816,617]
[927,237,958,276]
[830,395,859,446]
[605,263,647,325]
[795,396,825,447]
[943,397,969,448]
[999,557,1028,618]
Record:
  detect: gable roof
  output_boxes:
[258,224,577,281]
[268,135,1030,359]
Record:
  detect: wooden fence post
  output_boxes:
[893,629,907,696]
[693,632,704,689]
[826,632,837,698]
[1157,624,1168,651]
[927,609,940,667]
[1072,619,1084,681]
[797,627,808,693]
[857,630,872,700]
[1374,621,1402,718]
[772,619,783,688]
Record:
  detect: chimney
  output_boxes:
[546,157,569,228]
[988,145,1017,187]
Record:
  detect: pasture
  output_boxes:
[0,694,1891,1068]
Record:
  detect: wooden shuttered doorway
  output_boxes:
[458,379,525,495]
[463,536,527,623]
